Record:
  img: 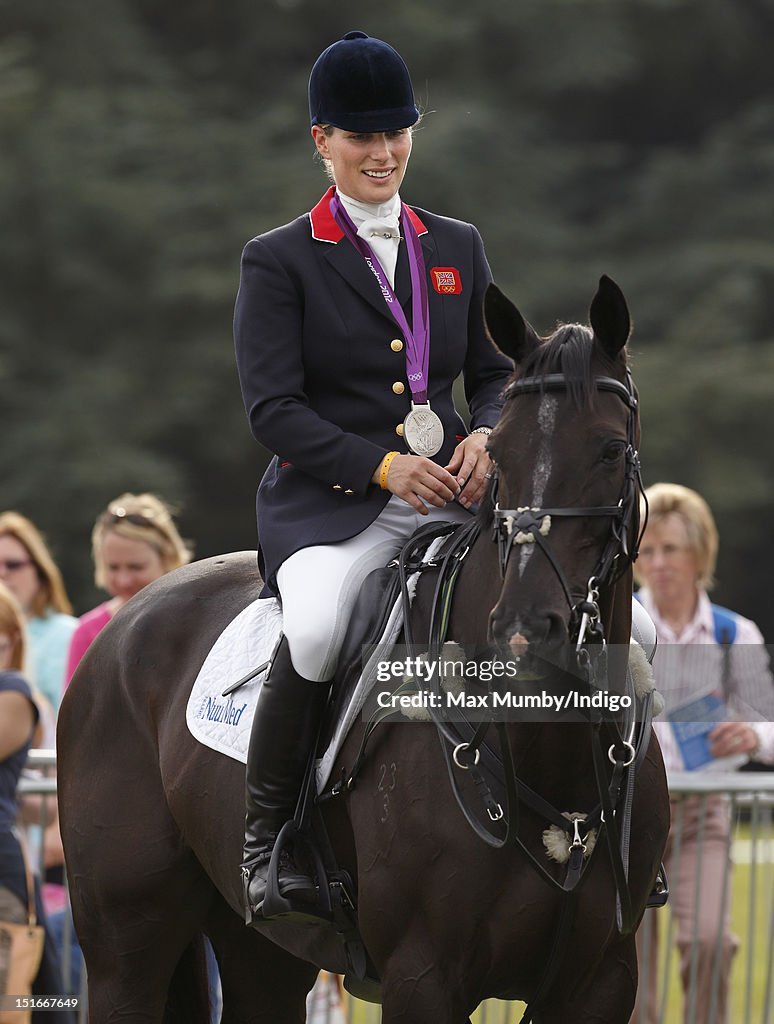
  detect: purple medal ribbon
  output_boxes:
[330,193,430,405]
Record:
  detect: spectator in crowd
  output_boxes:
[65,492,192,683]
[0,581,74,1023]
[0,512,76,716]
[634,482,774,1024]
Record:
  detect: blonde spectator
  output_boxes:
[0,512,76,714]
[65,492,192,683]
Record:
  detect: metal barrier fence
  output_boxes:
[18,755,774,1024]
[632,771,774,1024]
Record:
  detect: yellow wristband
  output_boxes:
[379,451,399,490]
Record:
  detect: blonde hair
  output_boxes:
[0,511,74,618]
[91,493,192,589]
[638,482,719,590]
[0,579,27,672]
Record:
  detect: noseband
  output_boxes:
[491,370,645,649]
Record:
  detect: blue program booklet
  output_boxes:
[668,692,746,772]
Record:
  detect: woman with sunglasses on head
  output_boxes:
[0,513,76,716]
[64,493,192,684]
[234,31,512,921]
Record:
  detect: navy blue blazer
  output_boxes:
[234,186,512,594]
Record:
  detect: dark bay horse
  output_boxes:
[58,276,669,1023]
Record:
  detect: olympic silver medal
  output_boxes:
[403,404,444,457]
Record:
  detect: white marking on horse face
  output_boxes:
[517,395,558,580]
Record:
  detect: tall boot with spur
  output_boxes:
[242,635,328,921]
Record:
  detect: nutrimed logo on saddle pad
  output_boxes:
[194,694,249,727]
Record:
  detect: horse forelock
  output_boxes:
[519,322,626,409]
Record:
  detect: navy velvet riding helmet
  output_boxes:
[308,30,420,132]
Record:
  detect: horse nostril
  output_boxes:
[545,613,568,644]
[488,607,517,650]
[522,613,568,648]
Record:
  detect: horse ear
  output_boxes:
[484,283,540,364]
[589,275,631,358]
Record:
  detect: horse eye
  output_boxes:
[602,441,626,463]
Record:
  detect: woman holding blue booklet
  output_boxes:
[634,482,774,1024]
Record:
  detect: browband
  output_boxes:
[504,373,637,410]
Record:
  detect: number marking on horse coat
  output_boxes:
[377,761,398,822]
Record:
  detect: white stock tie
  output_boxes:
[357,215,401,288]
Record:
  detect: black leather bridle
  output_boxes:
[490,369,646,649]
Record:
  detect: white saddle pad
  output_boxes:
[186,596,282,764]
[186,538,444,793]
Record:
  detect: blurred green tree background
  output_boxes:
[2,0,773,630]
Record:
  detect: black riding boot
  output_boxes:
[242,636,328,922]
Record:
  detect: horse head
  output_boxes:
[482,275,642,664]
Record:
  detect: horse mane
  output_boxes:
[477,321,627,529]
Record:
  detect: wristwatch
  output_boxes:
[471,426,492,435]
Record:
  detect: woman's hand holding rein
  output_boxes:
[445,432,492,509]
[373,453,460,514]
[372,431,493,514]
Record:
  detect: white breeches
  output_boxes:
[276,495,470,682]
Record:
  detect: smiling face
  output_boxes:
[312,125,412,203]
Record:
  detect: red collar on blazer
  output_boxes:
[309,185,428,243]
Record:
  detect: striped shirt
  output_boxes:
[637,587,774,770]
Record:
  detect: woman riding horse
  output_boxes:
[57,276,670,1023]
[234,30,513,921]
